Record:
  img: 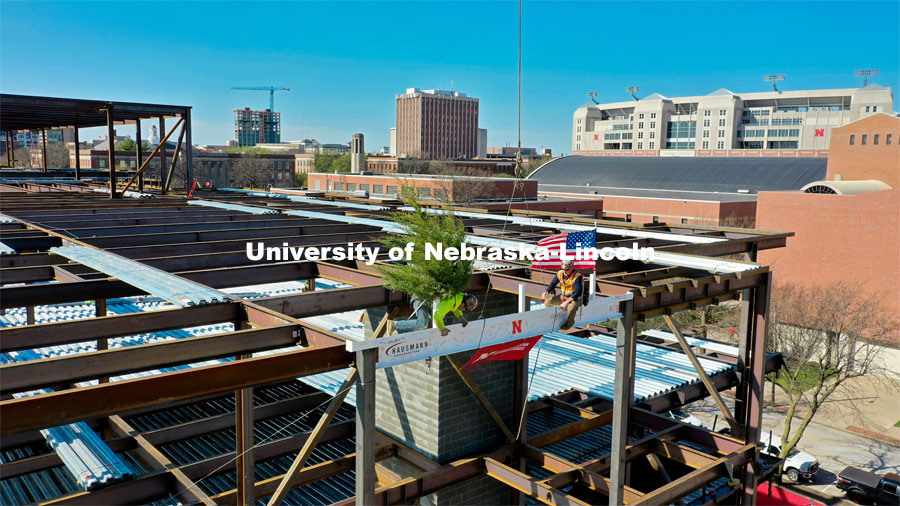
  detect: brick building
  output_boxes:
[757,113,899,331]
[365,155,515,175]
[395,88,479,159]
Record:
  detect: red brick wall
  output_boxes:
[308,173,537,200]
[757,189,900,324]
[827,114,900,188]
[538,191,755,225]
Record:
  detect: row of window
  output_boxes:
[666,121,697,138]
[768,129,801,137]
[771,118,803,126]
[636,113,657,120]
[699,141,727,149]
[742,119,769,126]
[849,133,893,146]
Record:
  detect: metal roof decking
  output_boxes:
[641,329,740,357]
[49,245,231,307]
[188,199,281,215]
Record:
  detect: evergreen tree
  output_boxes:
[377,188,473,302]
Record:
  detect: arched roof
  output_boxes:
[529,156,827,194]
[801,180,891,195]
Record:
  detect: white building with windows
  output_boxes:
[572,85,893,155]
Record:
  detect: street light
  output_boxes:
[588,91,599,105]
[763,74,785,92]
[626,86,640,101]
[855,69,879,87]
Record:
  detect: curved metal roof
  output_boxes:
[529,156,827,194]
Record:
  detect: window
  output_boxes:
[887,134,893,145]
[865,106,870,112]
[873,106,878,112]
[577,118,582,124]
[703,130,710,138]
[577,135,581,141]
[650,121,656,128]
[639,122,644,129]
[651,113,657,119]
[576,126,581,132]
[719,109,727,116]
[874,134,880,145]
[334,182,344,190]
[718,119,726,127]
[625,214,632,222]
[576,144,581,150]
[649,142,655,149]
[387,185,398,194]
[314,179,321,190]
[704,110,711,117]
[637,142,643,149]
[682,218,689,224]
[639,113,644,119]
[718,130,725,138]
[652,216,659,223]
[433,189,447,200]
[717,141,724,149]
[347,183,356,191]
[373,184,383,193]
[703,119,710,127]
[702,141,709,149]
[850,134,855,145]
[638,132,644,139]
[359,184,370,192]
[417,187,430,198]
[737,130,742,138]
[650,131,655,139]
[862,134,867,145]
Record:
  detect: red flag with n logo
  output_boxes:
[462,335,542,369]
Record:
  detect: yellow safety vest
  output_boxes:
[557,270,582,298]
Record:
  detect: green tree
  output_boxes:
[296,172,308,188]
[225,146,272,155]
[524,154,552,177]
[332,153,351,173]
[115,138,136,152]
[376,189,473,302]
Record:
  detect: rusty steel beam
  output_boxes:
[0,324,304,395]
[255,284,404,320]
[0,344,352,435]
[484,458,590,506]
[0,302,240,352]
[37,470,174,505]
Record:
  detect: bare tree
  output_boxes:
[231,154,269,189]
[46,143,70,169]
[768,281,898,460]
[13,148,32,168]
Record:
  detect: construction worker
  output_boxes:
[541,259,583,330]
[435,293,478,336]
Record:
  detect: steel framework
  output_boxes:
[0,187,787,505]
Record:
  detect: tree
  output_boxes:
[115,138,137,152]
[524,154,552,177]
[46,143,70,169]
[225,146,272,155]
[296,173,308,188]
[312,153,351,173]
[768,281,898,462]
[376,188,473,302]
[231,154,269,189]
[13,147,32,168]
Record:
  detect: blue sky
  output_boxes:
[1,1,898,154]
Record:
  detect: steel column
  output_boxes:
[158,117,166,193]
[41,128,47,172]
[235,385,255,505]
[107,105,117,198]
[135,119,143,192]
[742,273,770,505]
[184,109,193,189]
[74,127,81,179]
[609,297,634,506]
[354,348,376,506]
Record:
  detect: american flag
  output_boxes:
[530,230,597,270]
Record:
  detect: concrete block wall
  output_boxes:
[375,288,521,504]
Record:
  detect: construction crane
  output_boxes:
[231,86,290,112]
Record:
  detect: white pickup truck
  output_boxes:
[759,440,820,482]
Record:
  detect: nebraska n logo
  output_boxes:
[512,319,523,335]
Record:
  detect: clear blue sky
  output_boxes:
[2,1,898,154]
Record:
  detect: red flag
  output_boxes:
[462,335,542,368]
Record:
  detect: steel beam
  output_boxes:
[355,348,377,506]
[609,297,634,505]
[267,368,358,506]
[107,104,116,198]
[0,344,352,435]
[483,458,590,506]
[235,385,255,506]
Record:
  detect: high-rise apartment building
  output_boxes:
[233,107,281,147]
[572,85,894,155]
[395,88,479,159]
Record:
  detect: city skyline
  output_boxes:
[1,1,897,154]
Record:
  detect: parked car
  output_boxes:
[836,466,900,504]
[663,408,704,428]
[759,440,819,482]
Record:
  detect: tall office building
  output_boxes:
[234,107,281,147]
[395,88,479,159]
[573,85,894,155]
